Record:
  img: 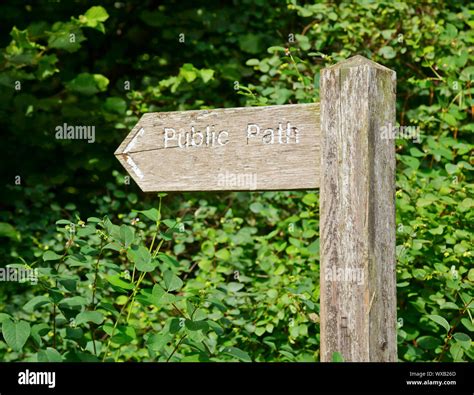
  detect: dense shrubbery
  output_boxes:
[0,1,472,362]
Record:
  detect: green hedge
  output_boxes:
[0,0,472,362]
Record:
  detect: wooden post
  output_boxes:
[320,56,397,362]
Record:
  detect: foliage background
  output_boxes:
[0,0,472,362]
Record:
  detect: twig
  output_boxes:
[301,20,317,36]
[166,334,187,362]
[52,304,56,349]
[91,241,104,308]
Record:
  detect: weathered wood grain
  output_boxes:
[115,103,320,191]
[320,55,397,362]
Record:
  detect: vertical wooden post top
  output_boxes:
[322,54,395,73]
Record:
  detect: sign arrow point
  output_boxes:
[124,127,145,154]
[125,154,144,180]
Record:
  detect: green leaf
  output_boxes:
[135,287,155,306]
[9,27,39,50]
[459,198,473,213]
[0,222,20,240]
[307,239,320,255]
[399,155,420,170]
[453,332,471,347]
[146,333,171,351]
[461,318,474,332]
[128,245,155,272]
[162,219,177,228]
[331,351,344,362]
[106,275,134,290]
[104,97,127,114]
[215,248,230,261]
[417,335,442,350]
[75,311,104,326]
[223,346,251,362]
[48,22,86,52]
[103,242,122,252]
[379,46,396,59]
[227,282,244,292]
[412,268,426,279]
[409,147,425,157]
[59,277,77,292]
[440,302,459,310]
[180,63,197,83]
[441,113,457,127]
[94,74,109,91]
[163,270,183,292]
[38,347,63,362]
[134,208,160,222]
[238,34,263,54]
[58,296,87,310]
[31,324,49,346]
[428,225,444,235]
[157,253,180,268]
[65,327,83,341]
[82,6,109,27]
[266,289,278,299]
[23,296,50,313]
[2,320,31,351]
[246,58,260,66]
[192,308,207,321]
[267,46,286,53]
[169,318,183,334]
[250,202,264,213]
[302,193,318,205]
[428,314,450,332]
[445,163,458,174]
[468,269,474,282]
[152,284,176,305]
[255,326,266,336]
[66,73,109,95]
[56,219,72,225]
[37,54,59,79]
[111,326,136,344]
[450,342,463,361]
[200,69,214,83]
[201,241,215,257]
[119,225,134,247]
[185,319,208,332]
[208,321,224,335]
[43,250,62,261]
[416,194,438,208]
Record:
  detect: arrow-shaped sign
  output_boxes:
[115,103,321,192]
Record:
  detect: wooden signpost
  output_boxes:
[115,55,397,362]
[115,103,321,191]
